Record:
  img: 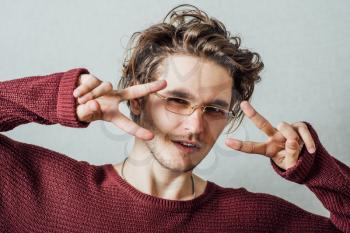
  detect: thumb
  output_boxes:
[76,100,101,122]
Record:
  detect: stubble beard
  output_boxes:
[139,112,198,173]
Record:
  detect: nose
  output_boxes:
[183,107,205,134]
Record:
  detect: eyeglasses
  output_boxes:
[153,93,235,121]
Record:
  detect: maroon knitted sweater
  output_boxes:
[0,68,349,233]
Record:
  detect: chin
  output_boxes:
[144,132,208,173]
[159,158,197,173]
[158,147,206,173]
[148,145,198,172]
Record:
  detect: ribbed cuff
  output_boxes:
[57,68,90,128]
[270,121,319,184]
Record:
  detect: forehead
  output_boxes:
[156,54,233,101]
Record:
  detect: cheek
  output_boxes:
[145,102,180,132]
[154,111,182,131]
[205,120,227,143]
[206,127,222,143]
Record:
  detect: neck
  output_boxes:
[121,138,195,200]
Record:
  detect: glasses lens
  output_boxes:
[162,95,232,121]
[204,106,229,120]
[166,97,191,115]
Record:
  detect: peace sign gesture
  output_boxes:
[74,74,167,141]
[225,101,316,170]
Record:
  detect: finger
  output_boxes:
[240,101,277,137]
[118,79,167,100]
[73,74,101,98]
[225,138,268,156]
[77,81,113,104]
[283,140,304,169]
[76,100,101,122]
[272,150,298,170]
[276,122,302,159]
[111,114,154,140]
[292,122,316,153]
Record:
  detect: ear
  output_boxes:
[130,98,142,115]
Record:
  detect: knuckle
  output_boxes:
[300,123,308,130]
[101,81,113,92]
[249,143,255,153]
[79,74,89,82]
[248,143,254,153]
[276,121,286,129]
[88,74,98,80]
[248,108,257,119]
[78,85,89,93]
[293,121,307,129]
[104,81,113,90]
[82,75,101,87]
[81,74,95,83]
[91,78,101,86]
[258,120,269,130]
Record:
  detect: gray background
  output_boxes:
[1,0,349,218]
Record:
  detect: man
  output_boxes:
[0,4,349,233]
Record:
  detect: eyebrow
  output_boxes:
[164,89,230,108]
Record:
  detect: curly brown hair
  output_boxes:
[117,4,263,134]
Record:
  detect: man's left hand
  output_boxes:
[225,101,316,170]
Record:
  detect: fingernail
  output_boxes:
[309,147,316,153]
[156,80,166,85]
[142,130,154,140]
[225,139,239,149]
[73,90,79,97]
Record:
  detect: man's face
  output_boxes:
[139,54,233,173]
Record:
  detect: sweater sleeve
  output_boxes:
[270,121,350,233]
[0,68,90,132]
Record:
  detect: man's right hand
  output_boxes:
[73,74,167,140]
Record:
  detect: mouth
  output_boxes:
[171,140,201,154]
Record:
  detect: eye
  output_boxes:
[167,97,189,105]
[205,106,226,116]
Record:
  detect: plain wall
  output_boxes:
[1,0,349,218]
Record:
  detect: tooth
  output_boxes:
[181,142,195,147]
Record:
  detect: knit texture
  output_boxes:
[0,69,349,232]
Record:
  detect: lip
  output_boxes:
[171,140,200,154]
[172,140,201,148]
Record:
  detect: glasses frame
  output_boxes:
[152,92,235,120]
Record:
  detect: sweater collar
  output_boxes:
[102,163,218,212]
